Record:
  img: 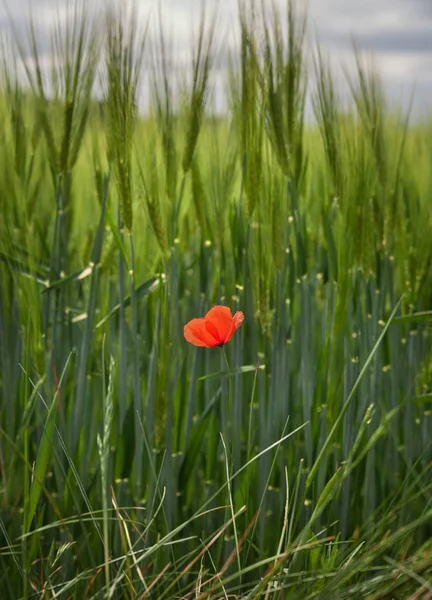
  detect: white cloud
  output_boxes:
[1,0,431,116]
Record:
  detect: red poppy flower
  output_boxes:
[184,305,244,348]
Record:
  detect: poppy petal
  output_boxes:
[223,310,244,343]
[232,311,244,330]
[184,318,220,347]
[184,306,244,348]
[205,319,222,345]
[205,306,237,344]
[228,311,244,339]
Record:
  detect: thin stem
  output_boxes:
[221,346,234,432]
[220,345,237,573]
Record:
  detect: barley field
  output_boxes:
[0,1,432,598]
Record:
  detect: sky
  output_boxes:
[0,0,431,118]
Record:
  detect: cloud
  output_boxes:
[0,0,431,117]
[305,0,432,115]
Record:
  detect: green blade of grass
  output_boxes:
[306,296,402,490]
[198,364,263,381]
[95,276,160,329]
[23,351,73,534]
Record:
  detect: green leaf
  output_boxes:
[42,265,94,292]
[0,253,48,286]
[392,311,432,325]
[95,276,160,329]
[198,364,262,381]
[410,393,432,403]
[306,297,402,490]
[24,392,59,534]
[105,206,130,268]
[179,387,222,492]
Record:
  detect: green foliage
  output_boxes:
[0,1,431,598]
[104,6,145,232]
[264,0,308,186]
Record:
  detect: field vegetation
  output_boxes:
[0,1,432,597]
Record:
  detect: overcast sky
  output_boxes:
[1,0,431,118]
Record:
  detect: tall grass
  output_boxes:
[0,1,431,598]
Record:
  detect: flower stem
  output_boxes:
[220,346,236,479]
[221,346,234,435]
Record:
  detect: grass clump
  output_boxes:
[0,0,431,598]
